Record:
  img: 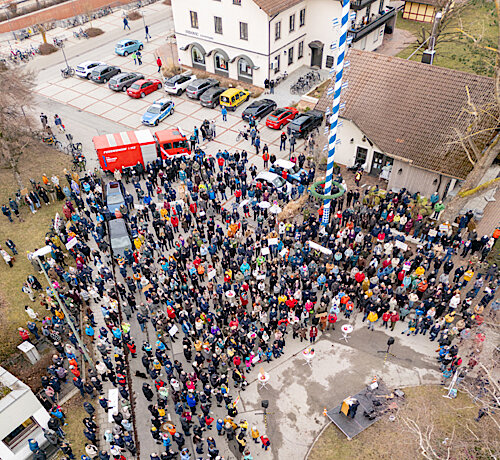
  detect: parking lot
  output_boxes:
[36,69,307,162]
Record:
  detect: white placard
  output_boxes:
[107,388,119,423]
[169,325,179,336]
[395,240,408,251]
[261,247,270,256]
[280,248,288,257]
[134,204,144,210]
[268,238,279,246]
[65,238,78,250]
[256,274,266,280]
[207,269,216,280]
[428,229,437,237]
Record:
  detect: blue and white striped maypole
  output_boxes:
[321,0,350,226]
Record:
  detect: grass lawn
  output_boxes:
[56,394,88,459]
[0,146,71,362]
[309,385,498,460]
[396,0,497,77]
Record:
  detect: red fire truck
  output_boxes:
[93,128,190,172]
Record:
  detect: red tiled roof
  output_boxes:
[315,50,497,179]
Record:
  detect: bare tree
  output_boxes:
[439,0,500,222]
[0,68,38,189]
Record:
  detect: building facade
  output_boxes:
[0,367,50,460]
[402,0,437,22]
[315,50,496,198]
[171,0,396,87]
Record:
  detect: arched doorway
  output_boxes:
[191,44,206,70]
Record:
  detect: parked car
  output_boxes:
[164,73,197,96]
[90,65,121,83]
[266,106,299,129]
[141,98,175,126]
[108,72,144,91]
[127,78,162,98]
[106,181,126,214]
[254,171,292,195]
[115,39,143,56]
[242,98,277,121]
[220,88,250,111]
[75,61,105,79]
[200,86,227,108]
[108,218,132,257]
[269,159,308,184]
[186,78,219,100]
[288,110,324,138]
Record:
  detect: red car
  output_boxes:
[266,106,299,129]
[126,79,162,98]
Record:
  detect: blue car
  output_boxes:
[115,39,143,56]
[141,98,175,126]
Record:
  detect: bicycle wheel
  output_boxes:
[75,142,82,151]
[55,140,63,151]
[236,133,242,142]
[64,145,71,155]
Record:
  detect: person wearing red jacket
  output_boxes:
[390,311,400,331]
[234,188,242,203]
[217,157,224,171]
[309,326,318,343]
[171,214,179,232]
[260,434,270,450]
[233,355,241,369]
[382,311,391,329]
[189,202,197,215]
[18,327,30,341]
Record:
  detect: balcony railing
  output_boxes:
[351,0,378,11]
[348,6,396,42]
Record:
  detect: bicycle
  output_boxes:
[65,142,83,155]
[236,130,249,142]
[61,67,75,78]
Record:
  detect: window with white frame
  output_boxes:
[214,16,223,34]
[288,46,294,65]
[299,8,306,26]
[240,22,248,40]
[238,57,252,78]
[289,14,295,32]
[191,45,205,65]
[214,52,228,71]
[190,11,198,29]
[275,21,281,40]
[298,41,304,59]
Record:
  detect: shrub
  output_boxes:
[85,27,104,37]
[127,11,142,21]
[38,43,58,55]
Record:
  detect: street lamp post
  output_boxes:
[321,0,351,226]
[33,246,94,370]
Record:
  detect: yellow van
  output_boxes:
[219,88,250,111]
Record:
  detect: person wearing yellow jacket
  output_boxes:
[251,426,260,443]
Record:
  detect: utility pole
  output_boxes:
[421,11,442,64]
[422,0,454,65]
[33,246,95,370]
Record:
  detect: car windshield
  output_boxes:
[131,83,140,89]
[165,80,176,87]
[187,85,196,92]
[91,70,100,76]
[272,177,285,187]
[272,109,286,117]
[147,106,161,114]
[289,164,300,174]
[220,96,229,103]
